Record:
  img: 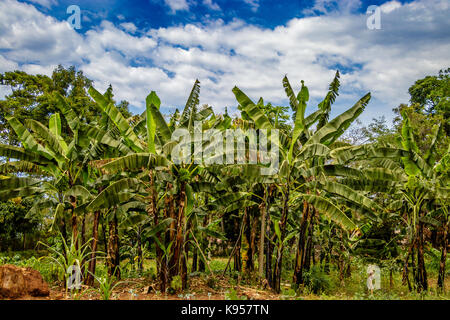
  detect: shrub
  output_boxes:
[302,266,332,294]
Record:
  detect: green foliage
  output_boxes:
[170,275,183,293]
[91,273,123,300]
[225,288,247,300]
[0,66,448,301]
[408,68,449,120]
[0,66,129,144]
[39,233,98,290]
[302,266,333,294]
[0,198,43,251]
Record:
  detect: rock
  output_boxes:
[0,264,50,299]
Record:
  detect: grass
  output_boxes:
[2,250,449,300]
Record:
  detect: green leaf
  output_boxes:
[274,220,282,243]
[232,86,273,130]
[83,125,131,155]
[317,70,340,129]
[304,194,357,231]
[198,227,227,241]
[284,76,307,163]
[180,79,201,132]
[339,178,398,194]
[26,119,67,160]
[307,93,371,146]
[101,153,170,172]
[303,164,364,180]
[185,183,194,216]
[321,181,383,213]
[146,91,161,153]
[49,203,65,232]
[89,86,144,152]
[400,111,420,175]
[0,177,38,189]
[293,143,330,165]
[64,185,92,202]
[0,186,40,201]
[49,113,68,153]
[330,145,409,164]
[87,178,140,211]
[0,144,55,165]
[149,103,172,147]
[54,92,80,133]
[49,113,61,137]
[424,123,442,166]
[0,160,43,174]
[6,116,53,159]
[283,76,300,115]
[144,218,174,238]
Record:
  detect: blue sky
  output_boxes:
[1,0,449,124]
[29,0,414,30]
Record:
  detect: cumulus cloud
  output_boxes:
[164,0,189,13]
[203,0,220,11]
[0,0,83,65]
[120,22,138,34]
[380,1,402,13]
[0,0,449,122]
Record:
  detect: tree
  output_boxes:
[343,116,396,146]
[331,111,449,292]
[408,68,449,117]
[0,89,133,285]
[0,65,131,144]
[0,198,42,251]
[233,71,381,292]
[86,79,224,292]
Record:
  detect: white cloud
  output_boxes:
[380,1,402,13]
[21,63,55,75]
[27,0,58,9]
[0,54,18,73]
[0,0,84,65]
[164,0,189,13]
[203,0,220,11]
[0,0,449,123]
[120,22,138,34]
[243,0,259,12]
[305,0,362,15]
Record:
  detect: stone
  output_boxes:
[0,264,50,299]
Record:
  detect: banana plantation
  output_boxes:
[0,69,449,300]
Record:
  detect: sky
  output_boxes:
[0,0,449,124]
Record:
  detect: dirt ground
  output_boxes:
[13,275,281,300]
[8,275,450,300]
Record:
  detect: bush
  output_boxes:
[169,275,182,293]
[225,288,247,300]
[302,266,332,294]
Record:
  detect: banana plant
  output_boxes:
[330,111,449,292]
[232,72,379,292]
[86,79,224,292]
[0,99,90,246]
[0,89,136,285]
